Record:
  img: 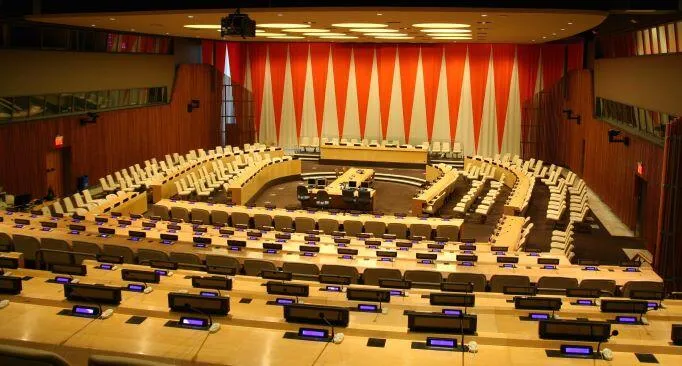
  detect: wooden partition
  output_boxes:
[0,64,222,198]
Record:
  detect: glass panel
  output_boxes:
[659,26,667,53]
[97,90,109,109]
[108,89,120,108]
[0,97,13,121]
[44,94,59,116]
[29,95,45,118]
[11,96,30,119]
[643,29,651,54]
[59,94,74,113]
[668,24,677,53]
[73,92,87,112]
[129,89,139,105]
[651,27,659,54]
[636,31,644,55]
[678,21,682,52]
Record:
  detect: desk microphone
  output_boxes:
[319,313,343,344]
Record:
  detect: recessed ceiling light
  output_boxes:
[552,33,557,36]
[277,13,283,17]
[306,21,312,24]
[431,36,473,40]
[560,28,566,31]
[413,23,470,28]
[267,35,305,39]
[542,36,547,39]
[477,21,491,25]
[256,32,286,37]
[568,22,573,25]
[350,28,398,33]
[109,18,116,21]
[481,14,488,17]
[364,32,407,36]
[91,24,96,27]
[319,35,359,39]
[306,32,346,36]
[187,15,194,19]
[426,33,472,38]
[257,23,311,28]
[184,24,221,29]
[130,28,135,31]
[374,36,414,39]
[256,29,263,33]
[165,32,170,35]
[332,23,387,28]
[377,13,383,16]
[419,29,470,33]
[284,28,329,33]
[531,39,536,42]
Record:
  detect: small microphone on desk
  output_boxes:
[319,312,343,344]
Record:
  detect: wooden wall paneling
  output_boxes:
[535,70,664,253]
[0,64,221,199]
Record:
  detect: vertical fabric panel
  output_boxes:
[567,42,584,72]
[268,43,288,142]
[398,45,421,143]
[364,50,382,141]
[353,45,375,138]
[227,42,246,84]
[248,43,268,138]
[541,44,566,90]
[468,44,492,153]
[444,44,467,142]
[201,40,214,66]
[289,43,309,140]
[421,44,444,141]
[377,45,397,139]
[310,43,330,137]
[331,44,353,136]
[492,44,516,151]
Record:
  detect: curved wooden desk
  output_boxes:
[465,157,532,215]
[228,158,301,205]
[320,144,428,165]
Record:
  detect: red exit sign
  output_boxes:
[636,162,645,176]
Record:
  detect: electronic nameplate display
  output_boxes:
[122,269,161,284]
[168,292,230,315]
[283,303,349,327]
[192,276,233,291]
[430,292,475,307]
[538,319,611,342]
[407,312,477,334]
[346,287,390,303]
[64,283,122,304]
[266,281,309,297]
[51,264,87,276]
[319,274,352,286]
[0,275,22,294]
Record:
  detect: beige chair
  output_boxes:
[404,270,443,288]
[169,252,202,266]
[409,223,432,240]
[211,210,229,226]
[282,262,320,281]
[205,255,241,273]
[537,276,579,293]
[294,217,316,233]
[0,232,12,250]
[386,223,408,239]
[342,220,363,236]
[72,241,101,264]
[321,264,360,284]
[489,275,531,293]
[579,279,617,297]
[435,225,459,241]
[364,221,386,237]
[621,281,664,298]
[102,244,135,264]
[190,208,211,225]
[446,273,487,292]
[170,207,190,222]
[318,218,339,235]
[149,205,170,220]
[243,259,276,276]
[253,214,273,229]
[12,234,40,262]
[274,215,294,231]
[39,238,72,267]
[362,268,402,286]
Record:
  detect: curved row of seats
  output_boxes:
[152,204,460,240]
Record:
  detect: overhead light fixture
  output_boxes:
[266,35,305,39]
[560,28,566,31]
[277,13,283,17]
[377,13,383,16]
[91,24,96,27]
[542,36,547,39]
[319,35,359,39]
[350,28,398,33]
[130,28,135,31]
[481,14,488,17]
[284,28,329,33]
[552,32,557,36]
[256,32,286,37]
[188,15,194,19]
[109,18,116,21]
[413,23,470,28]
[332,23,387,28]
[256,29,264,33]
[306,32,346,36]
[420,29,470,33]
[374,36,414,39]
[568,22,573,25]
[184,24,221,29]
[431,36,473,40]
[257,23,311,28]
[364,32,407,36]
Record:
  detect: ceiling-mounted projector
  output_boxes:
[221,9,256,38]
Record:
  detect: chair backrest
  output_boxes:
[386,223,408,239]
[190,208,211,224]
[136,249,169,264]
[435,225,459,241]
[282,262,320,277]
[0,344,71,366]
[205,255,241,272]
[40,238,71,251]
[362,268,402,286]
[409,223,433,240]
[622,281,664,297]
[243,259,276,276]
[0,232,13,250]
[342,220,363,236]
[13,234,40,261]
[297,185,309,200]
[103,244,135,263]
[364,221,386,237]
[578,279,617,296]
[88,354,173,366]
[274,215,294,231]
[318,218,339,235]
[489,275,531,293]
[404,270,443,286]
[72,241,101,264]
[357,189,371,204]
[341,188,356,203]
[446,273,487,292]
[294,217,316,233]
[321,264,359,284]
[231,212,251,227]
[169,252,202,265]
[211,210,229,225]
[537,276,579,291]
[315,190,330,206]
[150,205,170,220]
[170,207,190,222]
[253,214,273,229]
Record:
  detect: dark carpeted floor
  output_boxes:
[208,159,646,263]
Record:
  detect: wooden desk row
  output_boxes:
[90,191,148,216]
[465,157,533,216]
[320,144,429,165]
[1,262,680,364]
[491,216,528,252]
[412,166,461,216]
[228,158,301,205]
[2,221,664,286]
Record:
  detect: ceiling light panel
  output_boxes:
[419,29,471,33]
[257,23,310,28]
[306,32,346,36]
[332,23,387,28]
[364,32,407,36]
[349,28,398,33]
[184,24,220,29]
[426,33,473,37]
[319,35,359,39]
[413,23,470,28]
[255,32,286,37]
[283,28,329,33]
[266,35,305,39]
